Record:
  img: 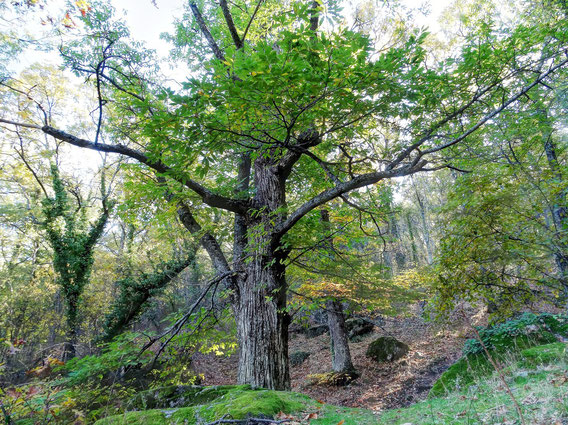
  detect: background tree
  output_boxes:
[41,164,113,359]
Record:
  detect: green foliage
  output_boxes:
[101,251,197,342]
[429,99,567,315]
[463,313,568,356]
[431,314,568,396]
[41,164,113,337]
[61,334,152,387]
[382,342,568,424]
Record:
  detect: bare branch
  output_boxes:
[39,125,249,214]
[0,118,42,129]
[189,2,226,61]
[242,0,264,43]
[219,0,243,49]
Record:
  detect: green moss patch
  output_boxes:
[518,342,568,368]
[380,342,568,425]
[127,384,250,410]
[96,386,319,425]
[431,314,568,397]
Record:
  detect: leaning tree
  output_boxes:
[1,0,567,389]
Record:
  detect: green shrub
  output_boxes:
[463,313,568,356]
[60,334,152,386]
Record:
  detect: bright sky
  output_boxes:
[113,0,449,52]
[10,0,450,74]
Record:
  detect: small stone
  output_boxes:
[306,324,328,338]
[290,351,311,366]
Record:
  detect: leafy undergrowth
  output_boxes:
[6,342,568,425]
[379,342,568,424]
[94,342,568,425]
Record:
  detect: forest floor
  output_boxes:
[191,305,481,412]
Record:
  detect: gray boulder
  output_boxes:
[306,324,329,338]
[366,336,409,362]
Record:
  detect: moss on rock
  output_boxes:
[96,386,310,425]
[429,353,493,397]
[430,318,568,398]
[366,336,409,362]
[289,351,311,367]
[518,342,568,368]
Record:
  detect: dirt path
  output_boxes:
[191,311,467,411]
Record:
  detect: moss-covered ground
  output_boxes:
[95,385,378,425]
[431,313,568,397]
[96,343,568,425]
[379,342,568,424]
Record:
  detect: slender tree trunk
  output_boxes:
[406,211,419,265]
[412,177,433,264]
[326,299,354,373]
[544,135,568,294]
[63,296,79,360]
[320,209,356,374]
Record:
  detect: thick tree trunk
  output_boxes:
[235,250,290,389]
[233,154,291,390]
[326,299,354,373]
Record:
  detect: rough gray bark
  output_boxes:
[326,299,355,373]
[235,251,290,389]
[320,209,356,374]
[234,155,290,389]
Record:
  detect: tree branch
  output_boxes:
[39,125,248,214]
[219,0,243,49]
[273,161,427,243]
[189,2,226,61]
[175,200,234,280]
[242,0,264,44]
[0,118,42,129]
[421,57,568,155]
